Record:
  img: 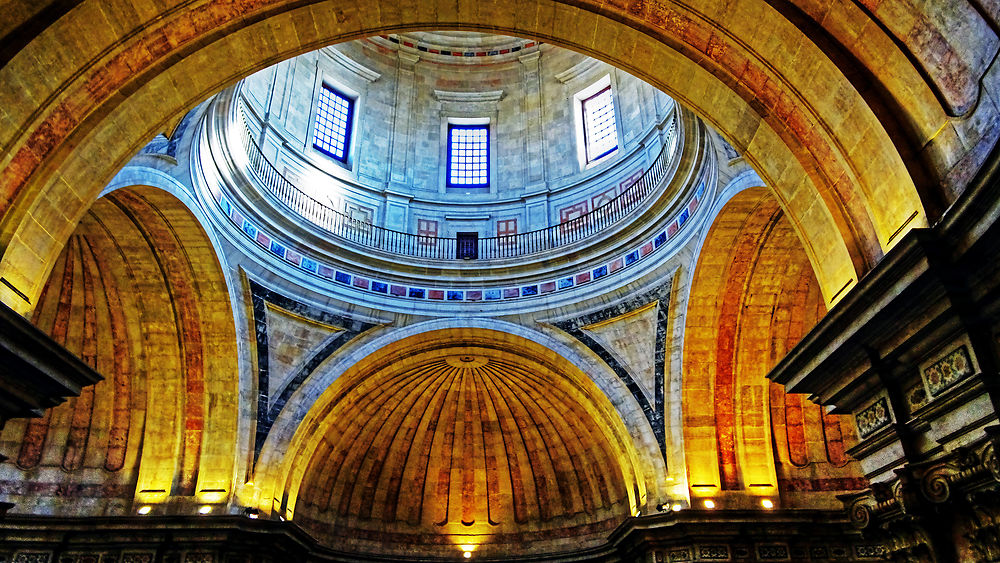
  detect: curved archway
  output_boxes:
[0,185,240,513]
[250,325,652,558]
[5,0,992,314]
[681,186,865,509]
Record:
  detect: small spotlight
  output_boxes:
[761,499,774,509]
[463,553,471,559]
[703,499,716,509]
[671,503,682,512]
[655,502,668,512]
[198,505,212,515]
[137,505,152,515]
[244,507,261,519]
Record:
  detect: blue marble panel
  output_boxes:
[269,241,287,258]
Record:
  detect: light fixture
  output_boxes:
[460,545,476,559]
[137,505,152,515]
[703,499,716,509]
[761,499,774,509]
[198,505,212,515]
[463,553,471,560]
[671,503,683,512]
[244,507,261,519]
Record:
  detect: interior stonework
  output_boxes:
[1,4,1000,563]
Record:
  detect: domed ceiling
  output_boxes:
[282,335,647,558]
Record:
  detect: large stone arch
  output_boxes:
[3,0,992,315]
[248,321,664,531]
[681,185,865,509]
[0,185,240,514]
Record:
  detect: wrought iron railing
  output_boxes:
[237,108,676,261]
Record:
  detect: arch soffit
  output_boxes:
[0,0,939,315]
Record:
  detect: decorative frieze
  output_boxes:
[855,397,892,439]
[921,344,976,397]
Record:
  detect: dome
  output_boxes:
[286,329,643,557]
[200,33,707,316]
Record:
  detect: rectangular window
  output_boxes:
[447,124,489,187]
[313,84,354,162]
[582,86,619,163]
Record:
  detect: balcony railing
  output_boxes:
[237,109,676,261]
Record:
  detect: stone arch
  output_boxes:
[681,185,865,508]
[0,185,240,513]
[248,320,662,545]
[4,0,993,314]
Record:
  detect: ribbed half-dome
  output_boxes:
[293,346,634,556]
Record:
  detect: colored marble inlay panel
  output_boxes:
[269,241,286,258]
[923,345,974,396]
[591,186,618,209]
[503,288,520,299]
[408,288,426,299]
[485,289,502,300]
[540,281,556,293]
[855,398,891,439]
[334,271,351,284]
[466,290,482,301]
[558,277,574,289]
[521,285,538,296]
[429,290,445,300]
[447,290,464,300]
[353,277,370,289]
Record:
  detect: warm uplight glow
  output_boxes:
[463,553,471,559]
[761,499,775,509]
[198,505,212,515]
[703,499,716,509]
[137,505,152,515]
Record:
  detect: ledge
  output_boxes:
[0,301,102,420]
